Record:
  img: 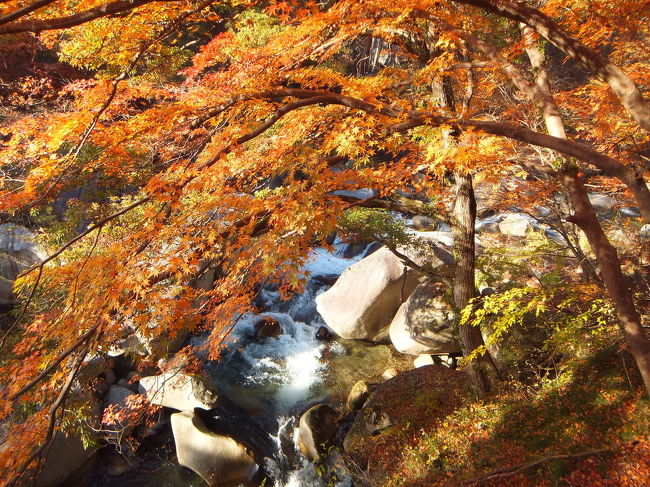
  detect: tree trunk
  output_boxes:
[452,172,501,398]
[523,25,650,396]
[561,166,650,394]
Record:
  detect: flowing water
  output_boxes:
[81,240,408,487]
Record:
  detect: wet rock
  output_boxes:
[621,206,640,218]
[315,326,331,341]
[347,380,373,411]
[362,241,383,257]
[413,354,434,368]
[138,373,220,411]
[315,247,420,341]
[313,274,339,286]
[253,316,282,339]
[343,242,370,259]
[389,281,460,355]
[171,411,257,487]
[411,215,436,230]
[298,404,339,462]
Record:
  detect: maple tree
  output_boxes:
[0,0,649,485]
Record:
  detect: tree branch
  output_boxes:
[0,0,178,34]
[0,0,58,26]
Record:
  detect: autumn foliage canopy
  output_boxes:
[0,0,649,485]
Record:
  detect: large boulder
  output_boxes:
[297,404,339,462]
[102,385,142,437]
[315,247,420,341]
[171,411,257,487]
[498,215,532,237]
[389,281,460,355]
[396,232,456,272]
[0,224,45,307]
[36,400,101,486]
[138,373,220,411]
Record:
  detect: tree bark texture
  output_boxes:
[452,172,501,398]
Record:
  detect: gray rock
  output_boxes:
[117,378,139,394]
[138,373,220,411]
[621,206,640,218]
[35,400,101,486]
[298,404,339,462]
[315,247,420,341]
[396,233,456,273]
[389,281,460,355]
[171,411,257,487]
[411,215,436,230]
[102,385,141,437]
[36,431,97,486]
[498,215,531,237]
[588,193,617,212]
[0,224,45,306]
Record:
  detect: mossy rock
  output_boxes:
[343,365,468,483]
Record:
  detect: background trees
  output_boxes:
[1,0,649,484]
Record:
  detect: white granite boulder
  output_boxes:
[389,281,460,355]
[315,247,420,341]
[171,411,257,487]
[138,373,220,411]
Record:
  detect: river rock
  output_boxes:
[0,224,45,307]
[413,354,434,368]
[396,232,456,272]
[315,247,420,341]
[315,325,331,341]
[138,373,220,411]
[171,411,257,487]
[498,215,531,236]
[347,380,372,411]
[588,193,617,212]
[36,431,96,486]
[253,316,282,339]
[298,404,339,461]
[102,385,142,437]
[411,215,436,230]
[389,281,460,355]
